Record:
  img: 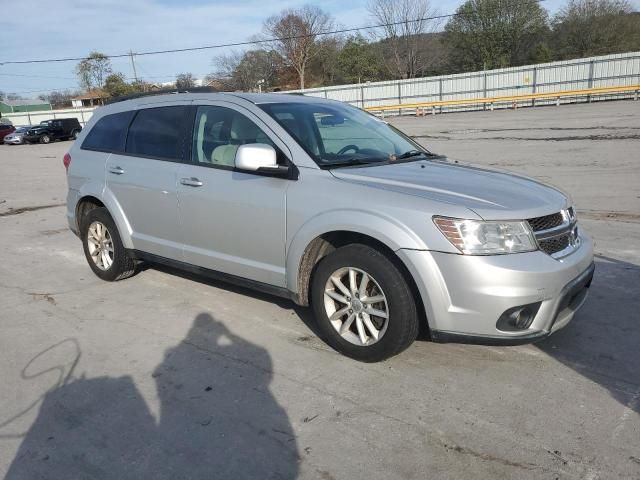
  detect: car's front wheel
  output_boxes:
[311,244,419,362]
[80,207,136,281]
[39,135,51,144]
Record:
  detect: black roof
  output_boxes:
[106,86,218,104]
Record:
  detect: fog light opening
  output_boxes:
[496,302,541,332]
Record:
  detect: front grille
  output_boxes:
[527,209,579,257]
[527,212,564,232]
[538,234,571,255]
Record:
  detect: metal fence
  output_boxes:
[288,51,640,114]
[2,107,95,127]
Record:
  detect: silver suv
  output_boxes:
[65,93,594,362]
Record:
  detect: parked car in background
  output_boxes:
[24,118,82,144]
[0,124,16,141]
[3,126,33,145]
[65,92,594,362]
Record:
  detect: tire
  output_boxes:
[71,130,79,140]
[39,135,51,144]
[80,207,136,282]
[311,244,419,362]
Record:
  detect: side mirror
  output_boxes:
[235,143,289,177]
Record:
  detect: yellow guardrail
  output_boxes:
[364,84,640,115]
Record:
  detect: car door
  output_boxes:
[50,120,63,139]
[177,103,291,287]
[105,102,189,260]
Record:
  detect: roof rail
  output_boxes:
[106,86,218,104]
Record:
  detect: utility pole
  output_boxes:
[129,50,139,83]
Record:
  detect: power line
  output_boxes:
[0,0,546,66]
[0,72,77,80]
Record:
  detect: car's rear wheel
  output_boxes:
[311,244,419,362]
[80,207,136,281]
[39,135,50,144]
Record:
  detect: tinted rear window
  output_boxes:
[82,111,134,152]
[125,106,185,160]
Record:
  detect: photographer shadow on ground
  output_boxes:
[536,255,640,414]
[5,313,300,479]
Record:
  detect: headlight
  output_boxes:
[433,216,537,255]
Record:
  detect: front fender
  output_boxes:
[285,209,428,293]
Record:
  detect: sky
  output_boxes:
[0,0,635,98]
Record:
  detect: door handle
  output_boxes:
[180,177,203,187]
[109,166,125,175]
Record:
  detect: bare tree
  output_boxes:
[175,73,196,89]
[75,51,112,91]
[367,0,441,78]
[263,5,333,89]
[212,50,281,91]
[39,90,79,108]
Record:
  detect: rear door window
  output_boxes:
[81,111,135,153]
[126,106,186,160]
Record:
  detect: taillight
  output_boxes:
[63,153,71,172]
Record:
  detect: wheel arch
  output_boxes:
[75,195,104,228]
[288,229,430,335]
[75,190,134,249]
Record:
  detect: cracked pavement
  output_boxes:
[1,101,639,479]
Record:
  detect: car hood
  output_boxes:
[329,159,569,220]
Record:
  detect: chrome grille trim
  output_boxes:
[528,209,579,258]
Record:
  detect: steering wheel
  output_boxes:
[337,145,359,155]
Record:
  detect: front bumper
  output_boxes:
[23,135,41,142]
[4,136,23,144]
[397,230,594,343]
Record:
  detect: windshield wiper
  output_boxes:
[396,150,430,160]
[320,158,385,169]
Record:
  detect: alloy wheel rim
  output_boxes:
[323,267,389,346]
[87,221,114,271]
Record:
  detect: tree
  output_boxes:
[367,0,442,78]
[263,5,334,89]
[103,73,135,98]
[213,50,282,91]
[0,91,5,101]
[552,0,640,59]
[76,51,112,90]
[310,36,345,86]
[445,0,549,72]
[36,90,78,108]
[337,35,386,83]
[175,73,196,89]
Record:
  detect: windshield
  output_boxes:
[259,101,430,168]
[15,127,29,133]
